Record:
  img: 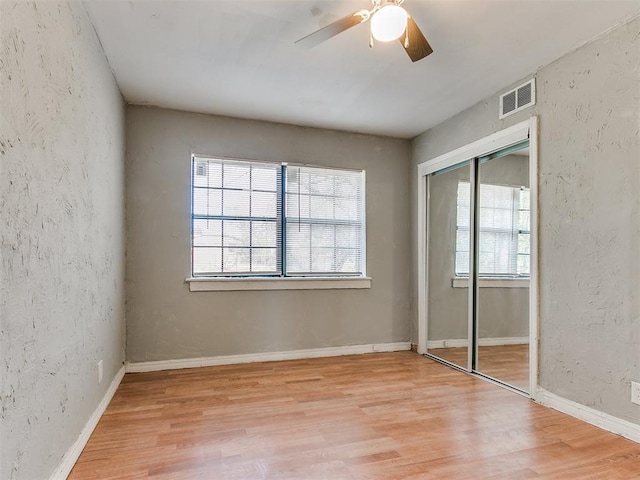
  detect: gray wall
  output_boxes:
[0,2,126,479]
[125,106,411,362]
[412,16,640,423]
[428,155,530,342]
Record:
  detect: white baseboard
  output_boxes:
[125,342,412,373]
[49,366,125,480]
[537,388,640,444]
[427,338,469,348]
[427,336,529,349]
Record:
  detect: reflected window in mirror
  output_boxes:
[455,181,530,277]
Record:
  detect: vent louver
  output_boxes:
[500,79,536,119]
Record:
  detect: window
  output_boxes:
[191,156,365,278]
[455,181,530,277]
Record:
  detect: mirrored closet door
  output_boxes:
[425,141,531,393]
[426,161,472,371]
[475,144,530,391]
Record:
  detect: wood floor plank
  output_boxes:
[69,352,640,479]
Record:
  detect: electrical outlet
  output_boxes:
[631,381,640,406]
[98,360,103,384]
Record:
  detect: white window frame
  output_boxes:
[187,155,371,292]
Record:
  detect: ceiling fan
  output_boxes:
[295,0,433,63]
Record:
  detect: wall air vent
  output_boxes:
[499,78,536,119]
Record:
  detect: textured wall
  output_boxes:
[0,2,126,479]
[125,106,411,362]
[412,15,640,423]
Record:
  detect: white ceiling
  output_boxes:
[83,0,640,138]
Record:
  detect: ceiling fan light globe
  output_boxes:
[371,5,408,42]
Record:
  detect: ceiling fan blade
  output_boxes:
[399,15,433,62]
[295,12,366,49]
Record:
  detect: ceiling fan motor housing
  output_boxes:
[296,0,432,63]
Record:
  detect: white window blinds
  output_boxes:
[192,158,282,275]
[191,157,365,278]
[456,181,530,277]
[285,166,365,275]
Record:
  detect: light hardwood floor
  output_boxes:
[70,352,640,479]
[429,344,529,391]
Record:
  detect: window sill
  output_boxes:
[187,276,372,292]
[452,277,529,288]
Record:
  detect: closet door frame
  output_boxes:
[417,117,539,398]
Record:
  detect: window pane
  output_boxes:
[192,157,283,276]
[494,233,512,273]
[223,220,250,247]
[335,196,358,221]
[311,224,334,248]
[286,194,298,218]
[251,191,277,218]
[458,179,531,277]
[519,189,530,210]
[287,194,318,219]
[286,223,310,272]
[287,168,310,195]
[456,230,469,253]
[517,254,530,275]
[493,208,513,229]
[193,188,222,216]
[479,206,511,230]
[227,221,251,248]
[478,207,494,228]
[193,247,222,275]
[193,188,206,215]
[457,206,470,229]
[193,160,209,182]
[311,247,334,272]
[193,161,222,188]
[251,221,277,248]
[335,176,358,198]
[251,248,277,272]
[310,172,334,196]
[455,181,472,276]
[336,249,358,273]
[252,166,277,191]
[309,195,334,220]
[193,219,222,247]
[223,189,250,217]
[479,232,496,253]
[456,251,469,275]
[480,184,512,209]
[518,233,530,254]
[285,167,364,275]
[223,247,250,272]
[336,225,359,248]
[518,210,530,231]
[479,251,496,272]
[223,163,250,189]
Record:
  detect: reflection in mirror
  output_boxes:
[426,162,471,370]
[475,147,530,391]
